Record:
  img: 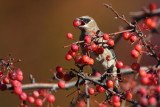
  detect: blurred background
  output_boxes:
[0,0,159,106]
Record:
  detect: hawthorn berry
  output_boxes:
[56,66,63,72]
[47,94,55,102]
[19,92,27,101]
[56,72,64,79]
[96,85,105,93]
[96,47,104,54]
[91,43,97,51]
[139,97,148,106]
[35,99,43,107]
[63,73,71,81]
[88,88,95,95]
[87,58,94,65]
[16,75,23,82]
[73,20,83,27]
[9,71,17,80]
[130,35,137,43]
[131,63,140,71]
[106,80,114,88]
[65,54,73,61]
[107,39,114,46]
[11,80,22,87]
[148,97,157,106]
[149,3,157,11]
[27,96,35,103]
[82,55,89,63]
[58,81,65,88]
[134,44,142,52]
[3,77,10,84]
[14,87,22,95]
[138,87,147,96]
[71,44,79,52]
[116,61,123,69]
[16,69,23,76]
[68,49,76,57]
[103,33,109,40]
[32,91,40,98]
[112,95,120,102]
[125,92,132,100]
[66,33,73,39]
[84,36,91,43]
[139,70,146,77]
[141,76,150,85]
[131,50,139,58]
[122,32,131,40]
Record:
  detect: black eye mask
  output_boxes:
[79,18,91,24]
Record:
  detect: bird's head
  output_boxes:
[73,16,99,33]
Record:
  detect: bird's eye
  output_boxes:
[79,18,91,24]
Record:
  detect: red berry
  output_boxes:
[87,58,94,65]
[66,33,73,39]
[84,44,92,51]
[103,33,109,40]
[149,3,157,11]
[139,70,146,77]
[96,47,104,54]
[56,66,63,72]
[131,63,140,71]
[107,39,114,46]
[38,89,47,96]
[123,32,131,40]
[96,85,105,93]
[32,91,39,98]
[74,56,83,64]
[139,97,148,106]
[134,44,142,52]
[141,76,150,85]
[47,94,55,102]
[106,80,114,88]
[112,95,120,102]
[145,18,156,28]
[16,75,23,81]
[71,44,79,52]
[73,20,83,27]
[56,72,64,79]
[9,71,17,80]
[19,92,27,101]
[113,102,120,107]
[14,87,22,95]
[27,96,35,103]
[58,81,65,88]
[131,50,139,58]
[68,50,76,57]
[130,36,137,42]
[95,72,101,77]
[125,92,132,100]
[11,80,22,87]
[148,97,157,105]
[16,69,23,76]
[64,73,71,81]
[84,36,91,43]
[77,100,86,107]
[35,99,43,107]
[65,54,73,61]
[138,87,147,96]
[116,61,124,69]
[3,77,10,84]
[88,88,95,95]
[82,55,89,63]
[91,43,97,51]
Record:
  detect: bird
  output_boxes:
[73,16,121,87]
